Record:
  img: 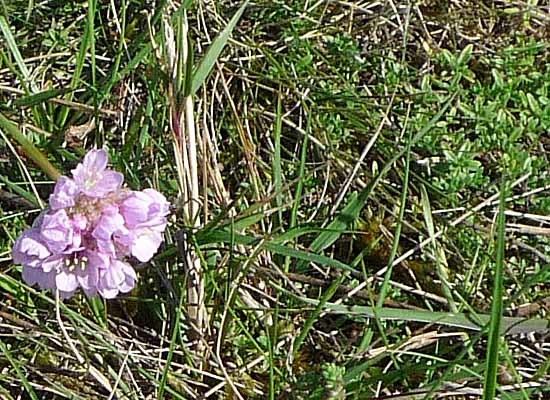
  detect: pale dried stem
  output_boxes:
[185,95,200,225]
[181,10,207,364]
[207,63,272,327]
[162,4,207,368]
[0,85,118,117]
[106,343,133,400]
[329,91,396,216]
[184,92,207,353]
[55,289,114,395]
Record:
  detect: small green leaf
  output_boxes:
[503,7,521,14]
[526,93,542,115]
[440,49,455,67]
[491,69,504,89]
[231,213,265,231]
[457,44,474,66]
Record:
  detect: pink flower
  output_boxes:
[49,176,78,209]
[40,209,79,253]
[12,148,170,299]
[128,227,166,262]
[119,189,170,262]
[71,149,124,198]
[121,189,170,229]
[53,251,101,297]
[97,259,137,299]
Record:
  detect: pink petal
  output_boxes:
[41,255,64,273]
[99,171,124,192]
[97,260,136,298]
[19,231,50,258]
[40,210,74,253]
[99,287,119,299]
[72,214,88,231]
[49,176,79,209]
[83,149,108,172]
[121,193,149,224]
[71,149,121,197]
[131,230,162,262]
[12,230,50,265]
[93,213,125,240]
[22,266,56,289]
[102,263,125,287]
[77,265,98,291]
[143,188,168,204]
[55,270,79,292]
[121,189,170,229]
[114,261,136,293]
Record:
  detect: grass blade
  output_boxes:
[197,228,356,272]
[0,175,40,206]
[0,340,39,400]
[14,88,73,108]
[292,272,348,357]
[483,178,507,399]
[190,1,248,95]
[376,129,412,308]
[273,93,283,228]
[0,15,33,93]
[420,184,457,312]
[55,0,95,127]
[306,91,459,258]
[158,285,184,399]
[0,112,60,180]
[287,291,549,336]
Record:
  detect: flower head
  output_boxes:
[119,189,170,262]
[12,148,170,299]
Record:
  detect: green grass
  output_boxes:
[1,1,550,399]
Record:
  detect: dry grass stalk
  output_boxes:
[163,5,208,367]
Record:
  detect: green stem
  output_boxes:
[483,178,507,400]
[0,112,60,180]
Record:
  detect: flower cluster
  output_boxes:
[12,149,170,299]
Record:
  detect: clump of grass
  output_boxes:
[1,1,550,399]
